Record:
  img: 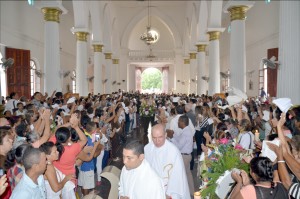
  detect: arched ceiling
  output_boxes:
[128,16,175,51]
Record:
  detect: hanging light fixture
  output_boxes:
[140,0,159,45]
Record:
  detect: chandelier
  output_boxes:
[140,0,159,45]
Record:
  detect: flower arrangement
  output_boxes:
[139,103,155,117]
[200,144,249,198]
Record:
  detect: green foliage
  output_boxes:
[141,68,162,90]
[200,146,249,198]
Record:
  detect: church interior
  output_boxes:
[1,1,300,199]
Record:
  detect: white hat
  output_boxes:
[67,97,76,104]
[273,98,293,113]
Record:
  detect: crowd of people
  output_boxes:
[0,88,300,199]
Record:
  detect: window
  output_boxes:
[72,70,76,93]
[259,64,268,96]
[0,52,7,97]
[30,60,40,96]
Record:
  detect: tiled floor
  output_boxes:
[92,125,201,199]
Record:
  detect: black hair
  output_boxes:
[80,115,91,129]
[179,114,189,126]
[15,121,28,137]
[250,157,274,184]
[70,128,80,142]
[176,105,184,114]
[124,140,144,156]
[9,92,17,99]
[40,141,55,155]
[55,127,71,157]
[86,121,96,133]
[15,144,32,164]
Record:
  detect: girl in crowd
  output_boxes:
[40,141,76,199]
[231,157,288,199]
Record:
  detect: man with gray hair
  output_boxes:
[119,140,165,199]
[11,147,47,199]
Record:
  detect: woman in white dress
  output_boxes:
[40,141,76,199]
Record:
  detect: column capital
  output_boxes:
[41,8,62,23]
[104,53,112,59]
[189,53,197,59]
[93,44,104,52]
[207,31,221,41]
[223,1,255,21]
[196,44,207,52]
[184,59,190,64]
[75,32,89,42]
[112,59,119,64]
[228,6,249,21]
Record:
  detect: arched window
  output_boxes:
[72,70,76,93]
[30,59,40,96]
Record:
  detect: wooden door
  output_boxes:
[267,48,278,97]
[5,47,31,98]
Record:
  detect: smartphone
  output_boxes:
[95,134,100,141]
[0,168,4,177]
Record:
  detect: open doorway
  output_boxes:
[141,67,162,93]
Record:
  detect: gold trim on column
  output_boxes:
[228,6,249,21]
[184,59,190,64]
[42,8,62,23]
[208,31,221,41]
[112,59,119,64]
[104,53,112,59]
[93,44,103,52]
[189,53,197,59]
[75,32,89,42]
[196,44,207,52]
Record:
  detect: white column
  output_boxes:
[104,53,112,94]
[75,32,89,96]
[184,59,190,94]
[224,3,254,92]
[162,67,169,93]
[93,44,103,95]
[196,44,207,95]
[278,1,300,104]
[41,8,63,93]
[128,65,136,92]
[207,31,222,95]
[112,59,119,92]
[189,53,197,94]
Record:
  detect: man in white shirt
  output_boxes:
[119,140,165,199]
[167,105,195,137]
[11,147,47,199]
[145,124,190,199]
[168,115,195,195]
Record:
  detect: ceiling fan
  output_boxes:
[201,76,209,82]
[0,58,14,71]
[261,56,280,69]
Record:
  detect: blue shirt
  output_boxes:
[80,135,95,171]
[11,173,46,199]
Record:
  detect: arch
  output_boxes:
[121,7,182,49]
[141,67,162,93]
[103,3,112,51]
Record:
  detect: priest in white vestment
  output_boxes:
[119,140,165,199]
[144,124,191,199]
